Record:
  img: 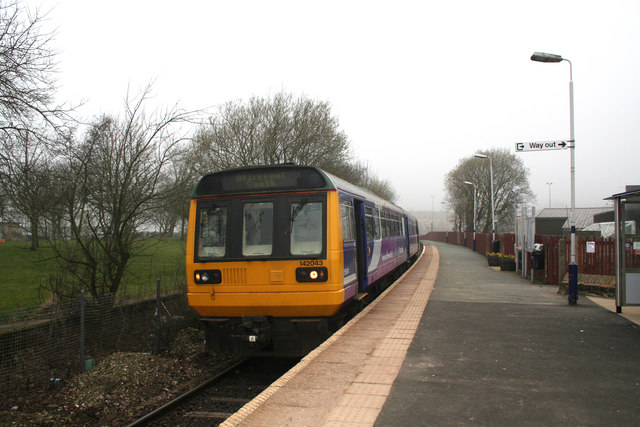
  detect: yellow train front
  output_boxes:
[186,165,420,355]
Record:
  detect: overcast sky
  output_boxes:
[28,0,640,214]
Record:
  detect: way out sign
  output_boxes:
[515,140,572,152]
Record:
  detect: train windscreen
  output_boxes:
[195,194,326,261]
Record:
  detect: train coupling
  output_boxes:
[202,316,271,355]
[233,316,271,345]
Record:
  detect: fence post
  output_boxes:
[80,290,86,371]
[156,277,162,354]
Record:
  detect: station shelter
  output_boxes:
[607,187,640,312]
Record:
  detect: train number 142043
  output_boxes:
[299,260,324,267]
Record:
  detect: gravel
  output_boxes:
[1,327,237,426]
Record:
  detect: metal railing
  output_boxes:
[0,280,197,401]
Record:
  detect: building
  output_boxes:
[0,222,22,242]
[535,208,613,236]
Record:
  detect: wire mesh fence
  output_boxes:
[0,280,198,402]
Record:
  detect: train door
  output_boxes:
[354,199,369,291]
[340,197,358,292]
[403,216,410,261]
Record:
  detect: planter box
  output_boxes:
[500,260,516,271]
[487,255,500,266]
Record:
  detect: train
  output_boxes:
[185,164,421,355]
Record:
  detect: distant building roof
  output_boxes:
[536,207,613,231]
[582,222,616,238]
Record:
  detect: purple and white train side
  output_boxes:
[331,172,421,303]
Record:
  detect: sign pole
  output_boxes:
[567,60,578,305]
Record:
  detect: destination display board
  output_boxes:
[194,166,329,196]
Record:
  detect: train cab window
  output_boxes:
[242,202,274,256]
[365,206,375,242]
[198,206,228,258]
[340,198,355,243]
[290,201,323,255]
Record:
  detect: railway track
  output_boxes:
[127,356,300,426]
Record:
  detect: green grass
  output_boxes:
[0,241,60,310]
[118,238,187,299]
[0,239,187,311]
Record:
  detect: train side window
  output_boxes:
[391,214,396,237]
[365,206,375,242]
[340,198,355,243]
[198,206,227,258]
[375,208,382,240]
[384,212,391,238]
[383,213,387,238]
[243,202,274,256]
[290,201,323,255]
[393,214,400,237]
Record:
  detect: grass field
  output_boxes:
[0,239,187,311]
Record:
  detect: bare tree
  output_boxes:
[190,91,397,201]
[47,88,193,299]
[444,148,534,233]
[0,128,52,249]
[0,1,73,248]
[0,1,67,136]
[150,154,197,238]
[328,158,397,202]
[362,173,397,203]
[191,92,350,170]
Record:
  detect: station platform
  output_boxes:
[222,241,640,426]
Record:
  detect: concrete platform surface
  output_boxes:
[588,295,640,325]
[376,241,640,426]
[221,241,640,426]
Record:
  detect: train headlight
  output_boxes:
[194,269,222,284]
[296,267,328,283]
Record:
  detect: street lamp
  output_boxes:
[474,153,495,244]
[531,51,577,305]
[431,195,435,232]
[464,180,477,252]
[546,182,553,208]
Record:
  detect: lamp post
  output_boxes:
[531,51,577,305]
[474,153,495,245]
[464,180,477,251]
[546,182,553,208]
[431,195,435,232]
